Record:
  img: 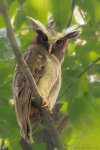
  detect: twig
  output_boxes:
[66,0,76,28]
[78,57,100,77]
[0,0,63,149]
[58,57,100,100]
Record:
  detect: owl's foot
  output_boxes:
[41,98,50,110]
[31,96,50,110]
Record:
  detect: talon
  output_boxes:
[41,98,50,110]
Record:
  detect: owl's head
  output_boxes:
[27,16,80,63]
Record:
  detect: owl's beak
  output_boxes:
[48,43,52,53]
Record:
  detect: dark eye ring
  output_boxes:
[41,35,48,42]
[56,39,63,46]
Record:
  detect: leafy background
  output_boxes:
[0,0,100,149]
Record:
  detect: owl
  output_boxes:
[13,16,80,143]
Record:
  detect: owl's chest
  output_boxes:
[24,50,46,83]
[36,54,61,100]
[25,49,61,99]
[25,49,61,84]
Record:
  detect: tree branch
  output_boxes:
[58,57,100,100]
[34,103,69,150]
[0,0,63,149]
[66,0,76,28]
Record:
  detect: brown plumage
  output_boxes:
[13,17,80,143]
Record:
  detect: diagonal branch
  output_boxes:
[58,57,100,100]
[77,57,100,78]
[0,0,63,149]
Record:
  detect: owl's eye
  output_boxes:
[56,39,63,46]
[41,35,48,43]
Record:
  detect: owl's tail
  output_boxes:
[20,106,41,144]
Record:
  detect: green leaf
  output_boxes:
[19,31,34,53]
[8,1,19,17]
[14,9,26,30]
[93,0,100,22]
[8,134,22,150]
[75,44,91,67]
[0,82,12,99]
[76,0,95,24]
[0,105,18,138]
[14,0,50,29]
[0,15,4,28]
[50,0,71,31]
[8,0,16,7]
[0,68,13,99]
[0,105,17,126]
[17,0,26,6]
[26,0,49,23]
[89,82,100,98]
[0,28,20,61]
[68,96,95,129]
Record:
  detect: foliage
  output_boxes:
[0,0,100,149]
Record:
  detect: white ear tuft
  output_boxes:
[64,24,79,35]
[26,16,46,31]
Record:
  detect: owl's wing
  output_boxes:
[37,55,61,110]
[47,73,61,110]
[13,64,33,143]
[13,51,46,143]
